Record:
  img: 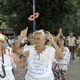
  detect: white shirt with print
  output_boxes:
[54,47,70,70]
[68,36,76,46]
[23,45,55,79]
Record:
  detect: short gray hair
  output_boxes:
[33,30,46,38]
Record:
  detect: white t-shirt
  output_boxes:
[23,45,55,79]
[68,36,76,46]
[54,47,70,70]
[0,47,15,80]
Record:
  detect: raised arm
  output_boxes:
[54,28,62,42]
[46,31,63,59]
[12,51,27,68]
[13,27,28,55]
[52,38,63,59]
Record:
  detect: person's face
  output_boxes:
[0,40,5,47]
[28,34,34,45]
[9,36,12,39]
[34,33,45,46]
[70,33,73,37]
[58,38,64,46]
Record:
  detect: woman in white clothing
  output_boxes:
[0,33,26,80]
[68,32,77,59]
[53,37,70,80]
[13,27,63,80]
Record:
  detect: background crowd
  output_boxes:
[0,27,80,80]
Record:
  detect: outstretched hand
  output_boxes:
[23,51,29,59]
[59,28,62,35]
[46,31,55,42]
[20,27,28,38]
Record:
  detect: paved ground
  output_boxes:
[14,54,80,80]
[66,54,80,80]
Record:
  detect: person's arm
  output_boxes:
[54,28,62,42]
[46,31,63,59]
[13,36,23,54]
[46,41,50,46]
[12,51,26,68]
[55,54,59,59]
[52,39,63,59]
[54,33,60,42]
[13,27,28,56]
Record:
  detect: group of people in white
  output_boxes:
[0,27,80,80]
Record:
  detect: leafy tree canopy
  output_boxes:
[1,0,80,36]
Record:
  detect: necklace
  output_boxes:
[34,46,47,60]
[0,47,6,78]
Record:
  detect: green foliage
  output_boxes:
[0,22,7,29]
[62,0,80,36]
[1,0,80,36]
